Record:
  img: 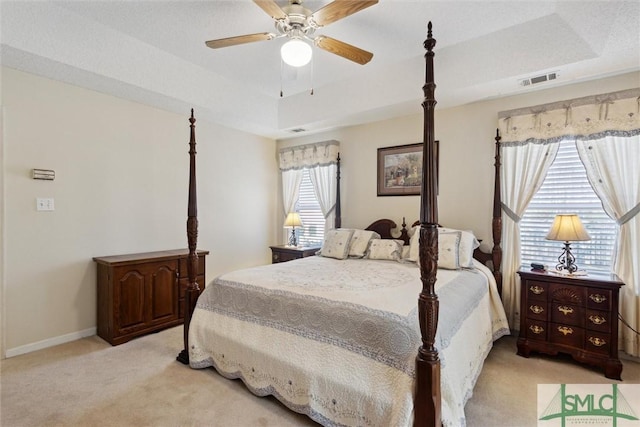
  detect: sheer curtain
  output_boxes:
[576,132,640,356]
[278,140,340,234]
[499,140,559,327]
[498,88,640,351]
[308,163,337,232]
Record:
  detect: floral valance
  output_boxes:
[278,140,340,171]
[498,88,640,145]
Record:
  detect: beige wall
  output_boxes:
[1,67,277,355]
[278,71,640,252]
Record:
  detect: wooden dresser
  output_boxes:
[517,269,624,379]
[93,249,208,345]
[270,245,320,263]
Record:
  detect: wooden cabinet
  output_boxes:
[94,249,208,345]
[269,245,320,264]
[517,269,624,379]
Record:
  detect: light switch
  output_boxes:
[36,198,55,211]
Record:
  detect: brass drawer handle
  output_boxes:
[530,285,544,295]
[589,315,607,325]
[589,336,607,347]
[558,306,574,315]
[557,326,574,336]
[529,325,544,334]
[589,294,607,304]
[529,305,544,314]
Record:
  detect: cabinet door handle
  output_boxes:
[589,315,607,325]
[529,325,544,334]
[530,285,544,295]
[589,294,607,304]
[557,326,574,336]
[588,336,607,347]
[558,306,574,315]
[529,305,544,314]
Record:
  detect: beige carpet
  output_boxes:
[1,327,638,427]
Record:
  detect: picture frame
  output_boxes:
[376,142,438,196]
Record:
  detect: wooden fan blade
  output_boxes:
[311,0,378,27]
[253,0,287,20]
[205,33,275,49]
[315,35,373,65]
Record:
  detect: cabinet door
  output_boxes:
[145,260,179,325]
[114,268,146,335]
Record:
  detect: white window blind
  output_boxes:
[520,139,616,274]
[295,169,325,246]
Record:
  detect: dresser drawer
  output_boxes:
[526,302,547,321]
[526,281,548,302]
[585,331,611,355]
[550,323,584,348]
[550,303,584,327]
[587,289,611,310]
[549,283,586,305]
[586,309,611,333]
[525,320,547,341]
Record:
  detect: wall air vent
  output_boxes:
[290,128,306,133]
[520,72,559,87]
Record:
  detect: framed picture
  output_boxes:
[377,142,438,196]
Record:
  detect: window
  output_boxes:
[294,169,325,246]
[520,139,617,274]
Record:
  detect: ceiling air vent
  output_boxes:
[520,72,558,87]
[290,128,306,133]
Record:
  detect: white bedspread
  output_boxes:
[189,256,509,427]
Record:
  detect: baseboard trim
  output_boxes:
[5,327,97,358]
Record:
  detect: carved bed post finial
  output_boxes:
[177,109,200,365]
[415,21,441,427]
[492,129,503,294]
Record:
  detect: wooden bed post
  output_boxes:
[492,129,503,294]
[335,153,342,229]
[414,22,441,427]
[177,109,200,365]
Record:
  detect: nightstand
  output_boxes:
[269,245,320,264]
[517,269,624,380]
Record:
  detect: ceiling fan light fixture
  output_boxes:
[281,38,312,67]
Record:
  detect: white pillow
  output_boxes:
[439,227,480,268]
[438,231,461,270]
[318,229,354,260]
[406,226,468,269]
[365,239,404,261]
[346,229,381,258]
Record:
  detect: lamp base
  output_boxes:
[288,228,298,247]
[555,241,578,274]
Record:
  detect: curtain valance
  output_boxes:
[279,140,339,171]
[499,88,640,145]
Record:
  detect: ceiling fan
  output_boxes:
[205,0,378,67]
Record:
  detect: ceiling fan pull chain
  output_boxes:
[280,57,284,97]
[310,55,314,95]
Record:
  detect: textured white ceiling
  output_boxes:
[2,0,639,139]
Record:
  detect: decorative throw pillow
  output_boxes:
[438,231,461,270]
[407,226,420,262]
[318,229,354,260]
[347,229,381,258]
[406,226,463,269]
[439,227,480,268]
[365,239,404,261]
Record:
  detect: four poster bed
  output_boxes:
[177,24,508,427]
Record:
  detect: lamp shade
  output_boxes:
[281,39,312,67]
[545,214,591,242]
[283,212,303,228]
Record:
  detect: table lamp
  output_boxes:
[284,212,303,247]
[545,214,591,274]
